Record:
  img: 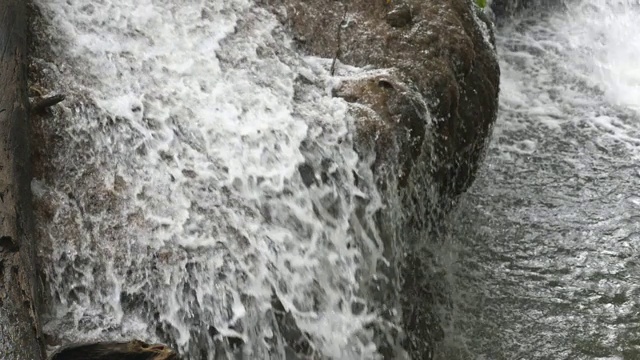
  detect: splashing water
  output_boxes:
[30,0,400,358]
[562,1,640,113]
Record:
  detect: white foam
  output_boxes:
[33,0,385,357]
[494,0,640,160]
[561,1,640,113]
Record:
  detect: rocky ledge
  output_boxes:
[278,0,500,206]
[4,0,501,359]
[272,0,501,358]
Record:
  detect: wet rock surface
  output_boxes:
[277,0,500,201]
[271,0,501,358]
[491,0,564,20]
[23,0,501,359]
[0,1,45,359]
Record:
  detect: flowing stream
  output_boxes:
[30,1,387,358]
[443,1,640,359]
[29,0,640,359]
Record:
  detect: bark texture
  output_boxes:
[49,340,179,360]
[0,1,45,359]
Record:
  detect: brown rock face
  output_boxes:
[280,0,499,203]
[332,71,429,188]
[272,1,500,358]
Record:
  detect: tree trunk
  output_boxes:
[0,1,45,359]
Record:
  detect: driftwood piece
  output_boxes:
[30,94,65,113]
[0,1,45,359]
[48,340,180,360]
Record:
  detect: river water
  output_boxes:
[442,1,640,359]
[29,0,640,359]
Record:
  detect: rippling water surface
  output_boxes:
[444,1,640,359]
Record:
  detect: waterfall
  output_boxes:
[30,1,405,358]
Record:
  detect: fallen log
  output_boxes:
[0,1,46,359]
[48,340,179,360]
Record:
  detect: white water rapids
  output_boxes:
[29,0,640,359]
[31,1,388,358]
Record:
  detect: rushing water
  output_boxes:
[29,0,640,359]
[443,1,640,359]
[30,1,392,358]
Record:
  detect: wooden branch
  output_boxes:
[30,94,65,113]
[49,340,179,360]
[330,7,348,76]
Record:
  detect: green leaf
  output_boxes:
[475,0,487,8]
